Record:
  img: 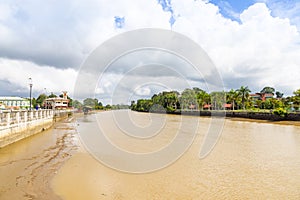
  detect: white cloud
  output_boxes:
[171,1,300,94]
[0,58,77,97]
[135,87,151,96]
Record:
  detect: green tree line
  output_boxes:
[131,86,300,113]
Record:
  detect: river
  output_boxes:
[1,110,300,199]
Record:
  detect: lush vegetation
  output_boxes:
[131,86,300,114]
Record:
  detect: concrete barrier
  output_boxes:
[0,109,73,148]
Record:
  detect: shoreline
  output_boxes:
[132,109,300,122]
[0,115,80,200]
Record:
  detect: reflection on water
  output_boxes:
[68,110,300,199]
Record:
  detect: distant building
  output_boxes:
[44,91,70,109]
[223,103,232,110]
[202,103,232,110]
[203,104,211,110]
[0,96,30,110]
[250,93,274,101]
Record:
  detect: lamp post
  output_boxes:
[29,78,33,111]
[44,88,47,109]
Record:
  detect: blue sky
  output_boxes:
[209,0,256,20]
[0,0,300,103]
[210,0,300,26]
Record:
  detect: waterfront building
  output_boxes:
[0,96,30,110]
[44,91,70,109]
[250,92,274,101]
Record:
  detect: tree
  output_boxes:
[210,91,226,110]
[227,89,239,110]
[32,98,37,109]
[72,100,83,109]
[48,92,57,98]
[260,86,275,94]
[105,104,112,110]
[83,98,99,109]
[179,89,197,110]
[275,91,284,98]
[292,89,300,110]
[36,94,47,108]
[130,100,136,110]
[152,91,179,111]
[136,99,153,112]
[236,86,251,110]
[194,88,210,110]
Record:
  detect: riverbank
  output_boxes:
[134,109,300,121]
[0,116,79,200]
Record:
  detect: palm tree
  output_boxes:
[227,89,239,110]
[236,86,251,110]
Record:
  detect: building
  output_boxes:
[250,93,274,101]
[0,97,30,110]
[44,91,70,109]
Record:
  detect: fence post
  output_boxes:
[30,111,33,121]
[6,112,10,127]
[24,111,28,123]
[16,112,20,124]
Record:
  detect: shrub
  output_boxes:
[273,108,287,117]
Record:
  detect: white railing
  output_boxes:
[0,109,55,129]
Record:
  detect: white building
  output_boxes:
[44,91,70,109]
[0,97,30,110]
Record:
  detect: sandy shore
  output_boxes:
[0,117,79,200]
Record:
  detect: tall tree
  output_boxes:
[210,91,226,110]
[292,89,300,110]
[72,100,83,109]
[83,98,98,109]
[48,92,57,98]
[36,93,47,108]
[195,89,210,110]
[260,86,275,94]
[275,91,284,98]
[227,89,239,110]
[180,88,197,110]
[236,86,251,110]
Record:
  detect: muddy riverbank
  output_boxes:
[0,117,79,200]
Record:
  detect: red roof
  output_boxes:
[223,103,232,108]
[203,104,211,108]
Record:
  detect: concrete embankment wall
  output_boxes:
[149,110,300,121]
[0,118,54,148]
[194,111,300,121]
[0,110,72,148]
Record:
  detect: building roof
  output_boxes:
[45,97,69,101]
[203,104,211,108]
[223,103,232,108]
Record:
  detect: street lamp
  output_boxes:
[29,78,33,111]
[44,88,47,109]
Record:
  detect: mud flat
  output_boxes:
[0,117,79,200]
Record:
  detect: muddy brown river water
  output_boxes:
[1,110,300,199]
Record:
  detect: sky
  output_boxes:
[0,0,300,104]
